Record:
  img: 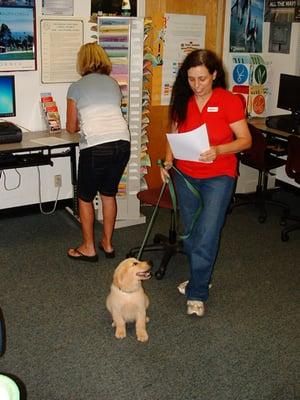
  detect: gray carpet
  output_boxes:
[0,189,299,400]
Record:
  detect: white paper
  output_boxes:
[166,124,210,162]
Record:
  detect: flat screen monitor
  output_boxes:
[0,75,16,118]
[277,73,300,115]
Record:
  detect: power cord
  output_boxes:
[37,166,60,215]
[1,169,21,190]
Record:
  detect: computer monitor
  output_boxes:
[266,73,300,134]
[277,73,300,117]
[0,75,16,118]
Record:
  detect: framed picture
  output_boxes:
[91,0,137,18]
[0,0,36,71]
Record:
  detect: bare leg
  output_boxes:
[68,198,97,257]
[100,194,117,253]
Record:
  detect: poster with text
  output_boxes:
[160,13,206,105]
[230,0,264,53]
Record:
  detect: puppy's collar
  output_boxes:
[113,283,139,294]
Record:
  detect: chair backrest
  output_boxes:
[137,184,174,210]
[286,135,300,184]
[239,123,267,170]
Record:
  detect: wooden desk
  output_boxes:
[248,117,290,140]
[0,130,80,215]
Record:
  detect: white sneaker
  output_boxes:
[177,280,189,295]
[187,300,205,317]
[177,280,212,295]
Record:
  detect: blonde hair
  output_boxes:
[76,42,112,76]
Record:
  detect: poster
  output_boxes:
[90,0,137,19]
[230,0,264,53]
[0,2,36,71]
[160,14,206,105]
[40,19,83,83]
[42,0,74,16]
[231,54,270,117]
[264,0,300,22]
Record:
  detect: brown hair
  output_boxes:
[170,49,226,124]
[76,42,112,76]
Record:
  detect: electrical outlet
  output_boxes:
[54,174,62,187]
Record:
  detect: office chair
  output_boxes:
[281,135,300,241]
[0,307,5,357]
[127,183,184,279]
[232,123,289,223]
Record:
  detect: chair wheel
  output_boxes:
[258,215,266,223]
[281,233,289,242]
[155,269,165,280]
[280,218,287,227]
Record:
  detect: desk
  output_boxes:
[248,117,290,140]
[248,117,300,188]
[0,130,80,215]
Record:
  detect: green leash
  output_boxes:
[136,160,203,260]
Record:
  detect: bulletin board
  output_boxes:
[144,0,226,187]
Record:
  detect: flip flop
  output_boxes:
[67,248,98,263]
[98,243,115,259]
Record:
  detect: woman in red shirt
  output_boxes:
[161,49,251,317]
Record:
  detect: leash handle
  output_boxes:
[157,159,204,240]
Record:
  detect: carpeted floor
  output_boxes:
[0,188,299,400]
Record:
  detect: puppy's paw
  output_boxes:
[146,316,150,323]
[115,326,126,339]
[137,330,148,342]
[111,321,116,327]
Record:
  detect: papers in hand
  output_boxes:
[166,124,210,162]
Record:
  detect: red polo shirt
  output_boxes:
[176,87,245,178]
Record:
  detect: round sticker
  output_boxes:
[254,65,267,85]
[252,95,265,115]
[232,64,248,84]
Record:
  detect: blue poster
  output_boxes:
[230,0,264,53]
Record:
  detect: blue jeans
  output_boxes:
[174,172,235,302]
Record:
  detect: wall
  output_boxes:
[143,0,226,188]
[0,1,93,209]
[222,0,300,191]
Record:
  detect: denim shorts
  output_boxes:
[77,140,130,201]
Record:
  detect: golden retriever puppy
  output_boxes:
[106,258,152,342]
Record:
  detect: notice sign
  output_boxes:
[40,19,83,83]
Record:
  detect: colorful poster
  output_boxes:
[230,0,264,53]
[0,4,36,71]
[231,54,270,117]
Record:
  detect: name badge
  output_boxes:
[207,107,218,112]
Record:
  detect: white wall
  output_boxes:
[0,1,92,209]
[222,0,300,191]
[223,1,300,116]
[0,0,147,210]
